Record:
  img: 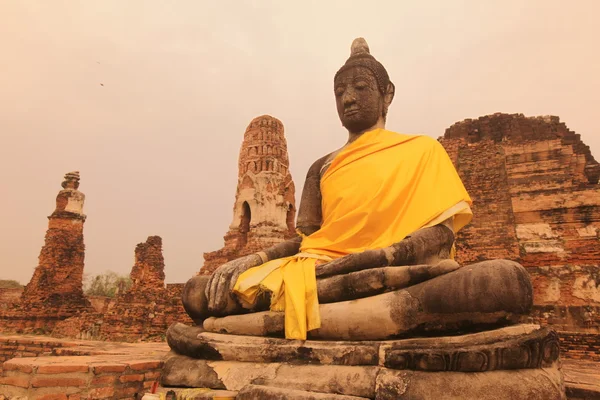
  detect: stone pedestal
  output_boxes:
[162,323,566,399]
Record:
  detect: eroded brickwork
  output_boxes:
[0,172,92,334]
[129,236,166,291]
[440,113,600,335]
[202,115,297,274]
[53,237,192,342]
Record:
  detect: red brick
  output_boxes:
[38,395,68,400]
[88,387,115,398]
[31,376,87,387]
[0,375,30,388]
[144,370,161,380]
[38,364,89,374]
[93,364,127,374]
[116,386,142,396]
[128,360,162,371]
[92,374,116,385]
[2,361,34,373]
[119,373,144,383]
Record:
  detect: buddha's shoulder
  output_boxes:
[385,130,443,150]
[306,150,338,178]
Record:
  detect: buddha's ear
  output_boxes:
[384,82,395,107]
[382,82,395,118]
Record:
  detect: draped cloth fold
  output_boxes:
[233,129,472,340]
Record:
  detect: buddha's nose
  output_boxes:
[342,90,356,106]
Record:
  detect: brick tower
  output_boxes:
[202,115,297,274]
[5,171,92,332]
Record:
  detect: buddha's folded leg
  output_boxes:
[203,260,533,340]
[316,259,461,303]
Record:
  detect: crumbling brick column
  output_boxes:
[0,172,92,333]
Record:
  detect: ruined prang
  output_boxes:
[0,172,92,333]
[440,113,600,332]
[201,115,297,274]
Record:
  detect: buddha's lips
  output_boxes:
[344,109,359,116]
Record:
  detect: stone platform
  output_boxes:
[163,323,566,399]
[0,333,597,399]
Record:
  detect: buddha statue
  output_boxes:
[165,38,564,400]
[181,37,532,341]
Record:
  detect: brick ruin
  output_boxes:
[53,236,191,342]
[440,113,600,336]
[0,172,190,342]
[201,115,297,274]
[0,172,93,334]
[98,236,191,341]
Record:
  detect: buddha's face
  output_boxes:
[334,66,383,134]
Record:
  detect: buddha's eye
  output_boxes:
[354,81,368,90]
[335,87,344,97]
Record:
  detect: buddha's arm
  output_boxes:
[315,218,455,278]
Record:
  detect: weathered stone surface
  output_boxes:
[202,115,297,275]
[381,325,559,372]
[167,323,559,373]
[317,261,461,303]
[377,368,565,400]
[161,356,380,398]
[0,172,93,334]
[167,322,379,365]
[204,260,532,340]
[237,385,369,400]
[161,354,565,399]
[155,388,239,399]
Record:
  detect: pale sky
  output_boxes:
[1,1,598,285]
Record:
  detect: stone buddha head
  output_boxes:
[334,38,395,134]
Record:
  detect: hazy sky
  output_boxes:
[1,1,599,285]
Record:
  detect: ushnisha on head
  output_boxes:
[334,38,395,134]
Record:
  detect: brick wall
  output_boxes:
[440,113,600,334]
[0,356,162,399]
[559,332,600,361]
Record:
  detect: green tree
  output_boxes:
[84,271,131,297]
[0,280,23,289]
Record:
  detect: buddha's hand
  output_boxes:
[205,253,263,313]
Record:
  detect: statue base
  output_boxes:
[162,323,566,399]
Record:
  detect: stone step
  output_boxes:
[167,323,560,372]
[161,356,565,400]
[237,385,369,399]
[155,387,238,399]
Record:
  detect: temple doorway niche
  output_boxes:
[239,201,251,247]
[286,204,295,233]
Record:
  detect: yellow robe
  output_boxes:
[233,129,472,340]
